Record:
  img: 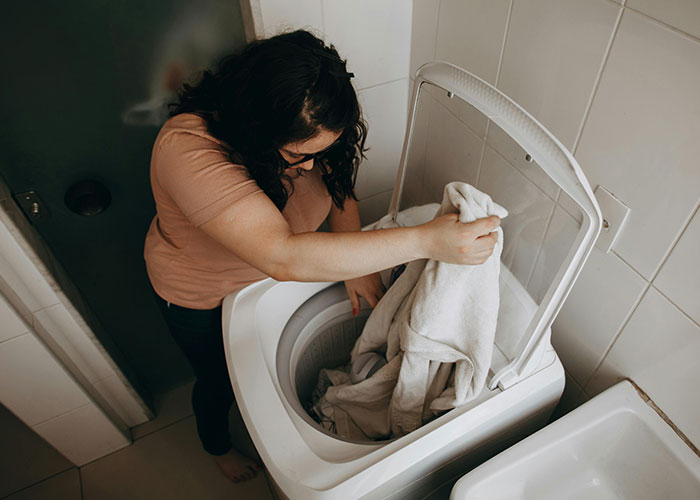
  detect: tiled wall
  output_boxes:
[412,0,700,446]
[250,0,413,225]
[0,292,131,466]
[0,181,151,464]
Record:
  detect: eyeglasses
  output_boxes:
[279,139,342,167]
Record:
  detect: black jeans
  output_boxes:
[153,292,234,456]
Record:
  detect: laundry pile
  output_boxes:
[308,182,508,440]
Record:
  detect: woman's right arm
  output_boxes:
[199,190,500,283]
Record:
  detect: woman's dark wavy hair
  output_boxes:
[169,30,367,211]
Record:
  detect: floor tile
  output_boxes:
[81,416,272,500]
[2,469,80,500]
[0,404,73,498]
[131,380,194,440]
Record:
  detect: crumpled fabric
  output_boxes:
[316,182,508,439]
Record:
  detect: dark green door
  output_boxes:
[0,0,247,397]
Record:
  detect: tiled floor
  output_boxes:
[1,382,275,500]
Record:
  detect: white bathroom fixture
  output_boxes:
[450,380,700,500]
[223,61,602,499]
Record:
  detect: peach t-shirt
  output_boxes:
[144,113,332,309]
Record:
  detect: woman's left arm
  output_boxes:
[327,197,386,315]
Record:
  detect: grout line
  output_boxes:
[0,467,78,500]
[625,5,700,44]
[580,189,699,393]
[610,249,648,282]
[131,411,195,442]
[582,283,650,390]
[78,467,84,500]
[487,140,559,203]
[358,188,394,203]
[428,87,487,139]
[432,0,441,61]
[571,3,625,155]
[79,413,196,469]
[648,199,700,283]
[355,76,407,94]
[564,367,592,399]
[31,402,94,428]
[581,196,697,389]
[474,122,489,188]
[524,202,557,292]
[319,0,326,36]
[493,0,515,88]
[651,283,700,330]
[0,330,30,345]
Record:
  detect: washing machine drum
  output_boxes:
[276,281,390,443]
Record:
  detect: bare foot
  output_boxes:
[213,448,262,483]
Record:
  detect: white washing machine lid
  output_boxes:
[389,62,602,389]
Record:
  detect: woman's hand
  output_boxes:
[419,214,501,265]
[344,272,386,316]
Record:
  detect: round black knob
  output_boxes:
[65,180,111,216]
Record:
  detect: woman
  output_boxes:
[144,30,500,483]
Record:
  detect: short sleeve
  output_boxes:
[153,130,263,227]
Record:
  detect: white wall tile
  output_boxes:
[586,287,700,447]
[257,0,324,38]
[410,0,440,78]
[0,293,30,344]
[628,0,700,40]
[323,0,411,90]
[358,190,393,227]
[575,10,700,279]
[423,97,484,204]
[551,371,590,420]
[93,375,150,427]
[400,89,433,208]
[356,79,411,199]
[551,247,647,385]
[497,0,620,149]
[0,334,90,426]
[526,206,580,304]
[32,403,130,466]
[0,222,60,313]
[654,208,700,325]
[435,0,511,84]
[33,304,115,384]
[558,191,584,224]
[479,145,555,287]
[486,123,560,199]
[425,82,488,139]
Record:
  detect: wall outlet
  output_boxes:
[594,186,630,254]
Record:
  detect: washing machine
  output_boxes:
[223,61,602,500]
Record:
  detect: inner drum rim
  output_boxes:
[276,282,391,444]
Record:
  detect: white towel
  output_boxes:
[319,182,508,439]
